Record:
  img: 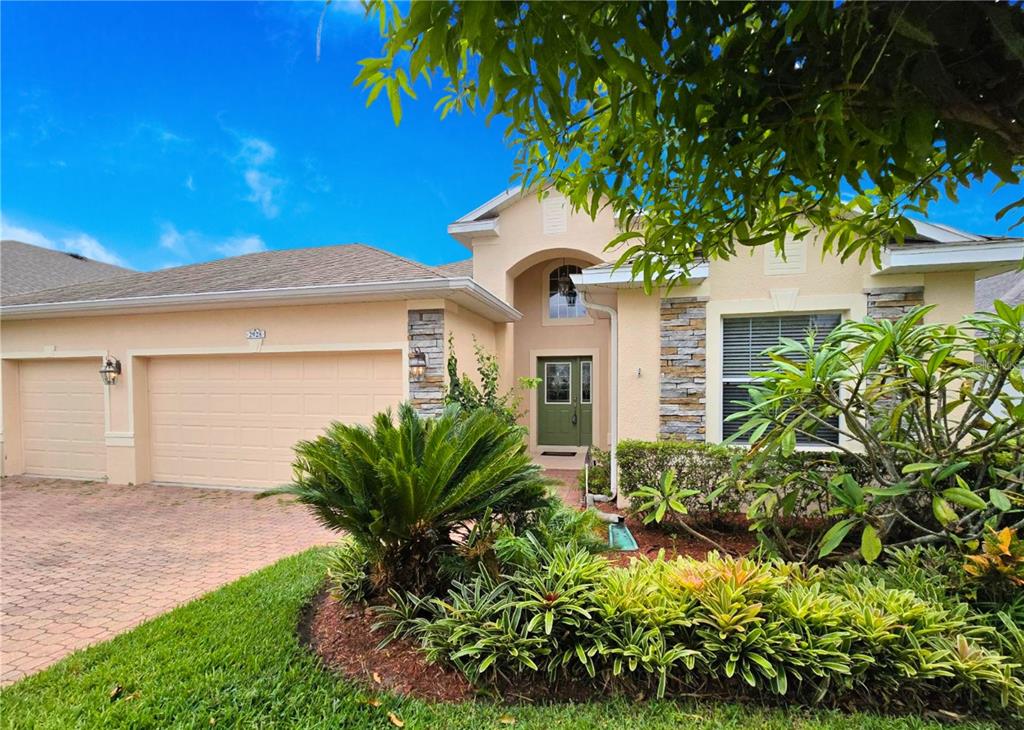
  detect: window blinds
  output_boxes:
[722,313,841,444]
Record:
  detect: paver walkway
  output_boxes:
[0,476,334,685]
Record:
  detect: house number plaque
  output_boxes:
[246,328,266,340]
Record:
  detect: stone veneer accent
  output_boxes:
[408,309,445,416]
[659,296,708,441]
[865,286,925,320]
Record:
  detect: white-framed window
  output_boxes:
[547,264,586,320]
[544,362,572,404]
[722,313,842,445]
[580,360,592,404]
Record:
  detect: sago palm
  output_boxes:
[265,403,553,595]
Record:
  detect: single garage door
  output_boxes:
[147,351,403,488]
[18,358,106,480]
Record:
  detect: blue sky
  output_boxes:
[1,1,1021,272]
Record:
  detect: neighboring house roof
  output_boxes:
[0,243,519,323]
[976,269,1024,311]
[435,258,473,277]
[1,239,133,298]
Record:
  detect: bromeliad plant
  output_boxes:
[265,403,553,595]
[378,549,1024,710]
[729,303,1024,563]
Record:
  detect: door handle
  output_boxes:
[571,408,578,426]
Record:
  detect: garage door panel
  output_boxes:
[148,351,401,488]
[18,358,106,480]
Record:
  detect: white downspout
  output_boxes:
[578,289,619,508]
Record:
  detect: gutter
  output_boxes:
[578,289,620,509]
[0,276,522,324]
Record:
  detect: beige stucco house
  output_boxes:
[1,189,1021,489]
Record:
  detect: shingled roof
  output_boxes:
[1,240,133,298]
[2,243,458,306]
[434,258,473,277]
[976,269,1024,312]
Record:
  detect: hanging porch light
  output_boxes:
[557,259,578,307]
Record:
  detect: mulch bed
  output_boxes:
[604,517,759,567]
[301,589,605,703]
[301,589,476,702]
[591,500,759,567]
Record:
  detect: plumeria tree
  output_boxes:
[729,304,1024,563]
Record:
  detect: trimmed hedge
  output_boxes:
[583,440,869,518]
[618,440,739,513]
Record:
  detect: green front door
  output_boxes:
[537,356,593,447]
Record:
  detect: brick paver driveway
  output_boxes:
[0,476,334,685]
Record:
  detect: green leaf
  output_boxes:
[902,462,942,474]
[781,429,797,456]
[387,81,403,125]
[941,487,987,511]
[864,482,911,497]
[932,496,958,526]
[860,525,882,563]
[818,518,856,559]
[989,488,1012,512]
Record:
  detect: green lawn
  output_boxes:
[0,549,1000,729]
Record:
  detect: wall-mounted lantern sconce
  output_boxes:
[99,356,122,386]
[409,348,427,380]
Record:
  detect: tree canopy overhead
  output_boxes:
[355,1,1024,283]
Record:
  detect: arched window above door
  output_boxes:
[548,264,585,319]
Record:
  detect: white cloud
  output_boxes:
[0,217,56,249]
[133,122,190,149]
[244,169,283,218]
[215,235,267,257]
[61,234,126,266]
[0,216,125,266]
[155,222,267,262]
[239,137,276,167]
[158,222,188,254]
[225,134,286,218]
[184,174,195,192]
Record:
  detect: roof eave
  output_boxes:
[0,277,522,323]
[879,240,1024,274]
[446,219,500,248]
[452,186,524,224]
[572,261,709,289]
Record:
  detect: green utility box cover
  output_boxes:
[608,522,639,551]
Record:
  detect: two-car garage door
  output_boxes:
[147,351,402,488]
[11,351,402,488]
